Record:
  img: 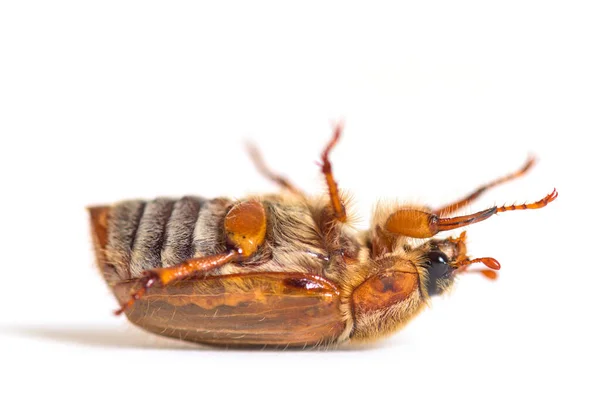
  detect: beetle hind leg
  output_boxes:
[115,200,269,315]
[114,251,239,315]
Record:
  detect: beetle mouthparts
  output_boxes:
[455,256,501,280]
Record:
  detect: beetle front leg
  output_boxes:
[434,156,535,216]
[321,124,347,223]
[115,200,268,315]
[385,189,557,239]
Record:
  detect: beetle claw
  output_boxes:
[114,271,159,316]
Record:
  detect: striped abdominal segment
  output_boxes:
[106,196,231,279]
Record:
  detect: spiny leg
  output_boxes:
[246,142,304,196]
[321,124,347,223]
[115,200,268,315]
[434,156,536,216]
[386,189,557,239]
[114,251,239,315]
[496,188,558,212]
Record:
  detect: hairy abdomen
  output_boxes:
[101,196,232,280]
[90,196,331,284]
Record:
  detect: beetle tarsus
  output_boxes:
[496,188,558,213]
[114,271,158,315]
[434,155,538,216]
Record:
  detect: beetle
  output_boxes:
[88,124,557,348]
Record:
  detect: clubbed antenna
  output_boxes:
[455,257,501,280]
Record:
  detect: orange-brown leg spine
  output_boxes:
[434,156,536,216]
[321,124,347,223]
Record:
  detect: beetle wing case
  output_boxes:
[113,273,344,348]
[89,205,346,348]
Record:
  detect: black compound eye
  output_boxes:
[426,251,451,296]
[427,251,449,278]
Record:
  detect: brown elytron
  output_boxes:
[89,125,557,348]
[113,273,344,347]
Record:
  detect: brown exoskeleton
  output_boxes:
[89,125,557,347]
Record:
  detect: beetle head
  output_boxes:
[425,231,500,297]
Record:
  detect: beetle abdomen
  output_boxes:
[105,196,233,280]
[91,195,333,286]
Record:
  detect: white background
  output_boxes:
[1,1,598,406]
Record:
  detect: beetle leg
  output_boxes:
[321,124,347,223]
[116,200,269,315]
[115,250,240,315]
[385,189,557,238]
[246,142,304,196]
[434,156,536,216]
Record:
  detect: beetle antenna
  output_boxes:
[457,257,501,270]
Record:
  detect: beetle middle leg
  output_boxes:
[115,200,268,315]
[320,124,347,223]
[246,142,304,196]
[434,156,536,216]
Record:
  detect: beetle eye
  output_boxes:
[425,251,451,296]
